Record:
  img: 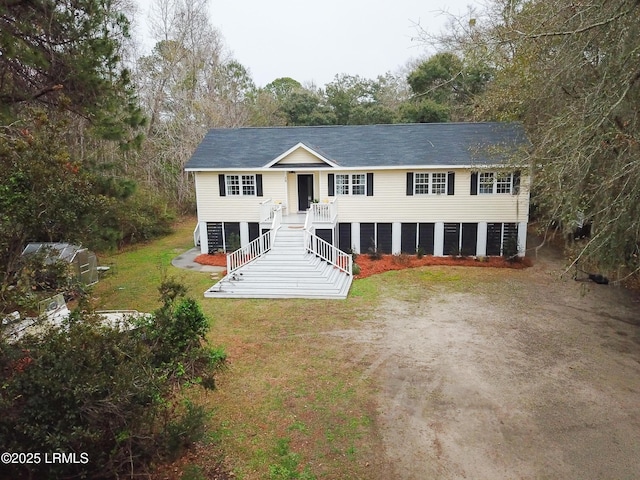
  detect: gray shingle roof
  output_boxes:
[184,123,527,170]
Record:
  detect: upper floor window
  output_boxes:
[407,171,454,196]
[479,172,516,194]
[414,172,447,195]
[479,172,494,194]
[336,174,366,195]
[226,174,256,196]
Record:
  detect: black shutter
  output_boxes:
[360,223,375,253]
[248,222,260,242]
[512,170,521,195]
[443,223,460,255]
[206,222,223,253]
[338,223,352,252]
[461,223,478,256]
[316,229,333,245]
[224,222,241,252]
[256,174,263,196]
[418,223,435,255]
[218,174,226,196]
[366,173,374,196]
[486,223,502,256]
[328,173,335,196]
[470,172,478,195]
[401,223,417,253]
[406,172,414,196]
[447,171,455,195]
[376,223,393,254]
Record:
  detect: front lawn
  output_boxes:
[91,218,387,479]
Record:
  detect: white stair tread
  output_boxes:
[204,228,352,299]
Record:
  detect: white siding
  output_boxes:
[276,147,327,165]
[195,172,287,222]
[194,168,530,224]
[319,169,529,224]
[286,172,296,213]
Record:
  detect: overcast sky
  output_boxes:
[134,0,477,88]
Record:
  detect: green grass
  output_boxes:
[92,218,213,312]
[91,219,464,479]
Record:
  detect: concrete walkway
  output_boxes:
[171,247,225,274]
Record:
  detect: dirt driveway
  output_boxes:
[356,245,640,479]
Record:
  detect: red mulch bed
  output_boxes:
[195,253,227,267]
[353,254,531,278]
[194,253,532,279]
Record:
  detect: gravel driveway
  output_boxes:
[356,244,640,479]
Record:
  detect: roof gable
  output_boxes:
[185,123,528,171]
[264,142,339,168]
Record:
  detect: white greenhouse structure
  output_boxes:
[22,242,99,285]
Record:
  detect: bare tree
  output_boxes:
[134,0,256,210]
[421,0,640,278]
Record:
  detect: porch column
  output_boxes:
[352,223,361,254]
[240,222,249,248]
[434,222,444,256]
[392,222,402,255]
[518,221,527,257]
[477,222,487,257]
[199,221,208,254]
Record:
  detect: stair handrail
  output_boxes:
[259,198,274,223]
[304,207,312,230]
[193,223,200,247]
[227,205,282,274]
[303,229,352,276]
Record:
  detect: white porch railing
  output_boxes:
[260,199,274,223]
[309,199,338,224]
[303,209,352,276]
[303,230,352,275]
[193,223,201,247]
[260,198,286,223]
[227,205,282,274]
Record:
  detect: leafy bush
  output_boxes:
[145,280,211,369]
[165,400,210,459]
[0,280,225,479]
[87,188,175,252]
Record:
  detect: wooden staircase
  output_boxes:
[204,226,352,299]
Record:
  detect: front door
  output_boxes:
[297,174,314,211]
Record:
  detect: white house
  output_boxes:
[185,123,530,299]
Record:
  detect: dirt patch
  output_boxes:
[348,244,640,479]
[194,238,640,480]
